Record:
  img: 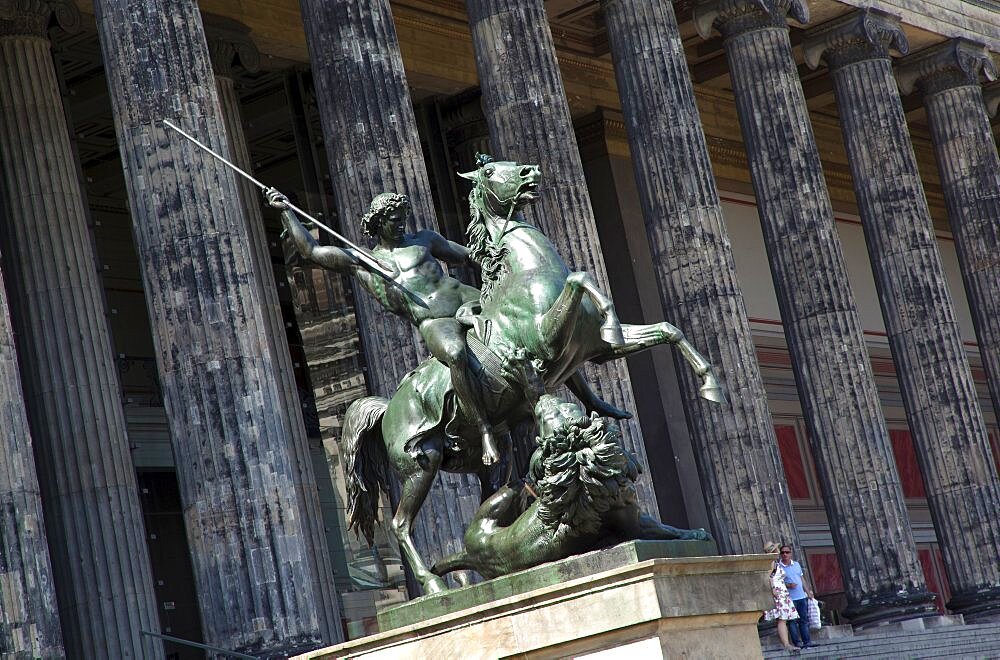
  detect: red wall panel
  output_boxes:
[890,429,927,499]
[775,424,811,500]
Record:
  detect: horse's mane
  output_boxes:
[465,186,509,301]
[535,413,641,540]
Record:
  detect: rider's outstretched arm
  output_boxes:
[280,209,357,271]
[267,188,358,272]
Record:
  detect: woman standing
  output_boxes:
[763,541,801,652]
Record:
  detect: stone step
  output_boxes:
[765,629,997,652]
[762,622,1000,659]
[766,640,1000,660]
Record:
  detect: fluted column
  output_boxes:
[600,0,797,554]
[204,15,343,635]
[94,0,340,653]
[465,0,657,512]
[0,273,62,657]
[0,3,161,656]
[896,40,1000,620]
[299,0,481,588]
[695,0,931,622]
[805,9,1000,622]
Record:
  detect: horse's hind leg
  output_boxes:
[576,274,625,345]
[391,436,448,595]
[594,322,727,404]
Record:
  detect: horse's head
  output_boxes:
[459,153,541,218]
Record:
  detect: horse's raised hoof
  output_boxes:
[600,320,625,346]
[698,372,728,405]
[422,576,448,595]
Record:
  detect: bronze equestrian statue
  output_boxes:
[274,155,725,594]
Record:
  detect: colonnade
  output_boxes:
[0,0,998,655]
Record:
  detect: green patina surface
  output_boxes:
[377,538,719,631]
[277,155,726,596]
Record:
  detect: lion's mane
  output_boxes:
[535,413,641,541]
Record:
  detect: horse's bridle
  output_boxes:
[474,168,523,246]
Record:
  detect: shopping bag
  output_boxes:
[808,597,822,629]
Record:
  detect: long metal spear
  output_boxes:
[162,119,397,280]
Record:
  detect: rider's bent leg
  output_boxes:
[421,319,499,465]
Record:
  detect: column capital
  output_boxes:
[803,8,908,71]
[693,0,808,41]
[440,88,491,162]
[0,0,78,37]
[202,13,260,79]
[896,40,998,97]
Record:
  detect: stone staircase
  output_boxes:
[762,621,1000,659]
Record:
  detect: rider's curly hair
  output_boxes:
[361,192,410,238]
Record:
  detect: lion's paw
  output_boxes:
[680,528,712,541]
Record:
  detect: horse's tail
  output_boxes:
[343,396,391,547]
[431,551,474,577]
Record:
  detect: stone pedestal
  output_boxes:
[293,543,772,660]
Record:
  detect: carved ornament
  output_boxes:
[202,13,260,79]
[803,8,909,71]
[693,0,809,41]
[896,40,998,97]
[0,0,78,38]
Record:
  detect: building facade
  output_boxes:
[0,0,998,656]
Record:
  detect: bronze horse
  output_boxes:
[343,156,725,593]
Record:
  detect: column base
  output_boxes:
[947,585,1000,622]
[855,613,964,634]
[844,589,938,628]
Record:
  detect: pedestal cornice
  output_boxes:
[693,0,808,41]
[896,39,998,97]
[803,8,909,71]
[0,0,77,37]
